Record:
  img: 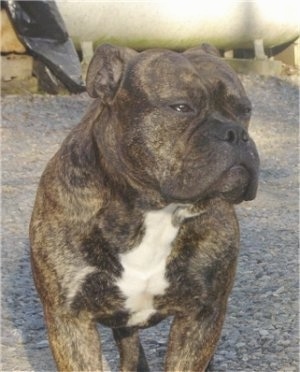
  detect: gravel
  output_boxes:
[1,73,299,371]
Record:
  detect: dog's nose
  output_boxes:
[207,114,250,145]
[223,126,249,144]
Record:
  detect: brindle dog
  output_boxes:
[30,43,259,371]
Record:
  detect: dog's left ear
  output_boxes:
[184,43,220,58]
[199,43,220,57]
[86,44,137,101]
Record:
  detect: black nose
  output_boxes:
[223,126,249,144]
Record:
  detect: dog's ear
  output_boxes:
[86,44,137,100]
[199,43,220,57]
[184,43,220,58]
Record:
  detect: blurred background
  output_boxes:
[1,0,299,95]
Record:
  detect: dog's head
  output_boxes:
[86,44,259,204]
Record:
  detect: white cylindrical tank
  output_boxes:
[57,1,299,50]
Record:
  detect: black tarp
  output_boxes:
[2,0,85,93]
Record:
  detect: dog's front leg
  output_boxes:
[44,305,104,371]
[165,304,227,372]
[113,327,150,372]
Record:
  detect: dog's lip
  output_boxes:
[227,164,258,202]
[222,164,250,188]
[214,164,251,203]
[243,169,259,201]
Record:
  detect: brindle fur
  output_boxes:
[30,43,259,371]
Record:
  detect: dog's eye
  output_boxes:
[240,105,252,116]
[170,104,194,113]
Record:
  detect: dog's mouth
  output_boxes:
[215,164,259,203]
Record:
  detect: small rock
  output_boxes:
[278,339,291,346]
[34,340,49,349]
[28,317,45,331]
[259,329,269,337]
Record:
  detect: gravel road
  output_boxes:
[1,73,299,371]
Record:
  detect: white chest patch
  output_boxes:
[116,204,179,326]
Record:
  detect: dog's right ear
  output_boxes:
[86,44,137,101]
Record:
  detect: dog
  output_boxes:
[30,43,259,371]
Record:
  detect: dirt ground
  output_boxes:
[1,72,299,371]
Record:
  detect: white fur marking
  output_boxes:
[117,205,179,326]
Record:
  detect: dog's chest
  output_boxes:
[116,205,179,326]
